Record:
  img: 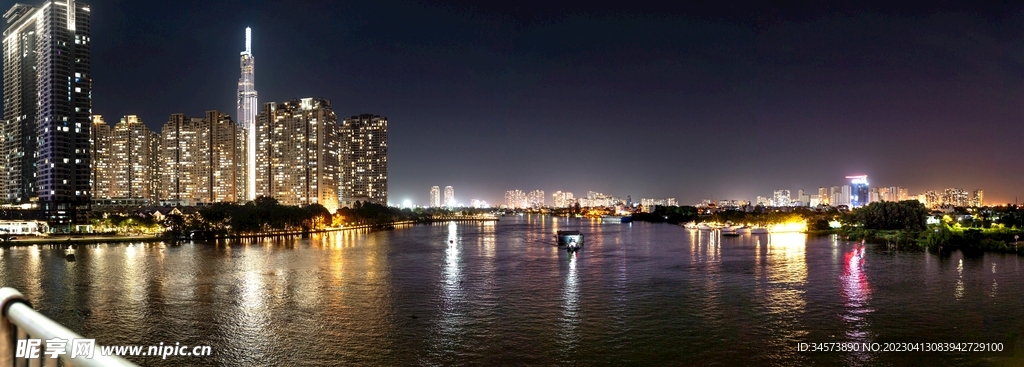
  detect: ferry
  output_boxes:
[556,230,584,251]
[602,216,632,224]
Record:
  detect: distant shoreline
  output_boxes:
[1,218,498,247]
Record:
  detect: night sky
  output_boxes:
[4,1,1023,205]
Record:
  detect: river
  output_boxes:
[0,215,1021,366]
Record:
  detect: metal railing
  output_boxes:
[0,287,137,367]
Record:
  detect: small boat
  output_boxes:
[721,226,737,234]
[697,223,713,231]
[751,227,769,234]
[736,226,751,234]
[556,230,584,251]
[682,222,697,230]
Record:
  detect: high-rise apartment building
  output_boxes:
[91,116,113,200]
[527,190,545,208]
[818,187,829,205]
[3,1,92,223]
[340,114,387,206]
[237,27,257,200]
[505,190,526,209]
[773,190,790,207]
[430,186,440,207]
[255,99,339,212]
[110,115,160,201]
[443,186,454,207]
[160,111,244,205]
[552,191,575,208]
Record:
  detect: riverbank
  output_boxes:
[1,217,499,247]
[840,227,1024,254]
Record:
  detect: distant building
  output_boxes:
[430,186,441,207]
[160,111,245,206]
[848,175,869,208]
[505,190,526,209]
[552,191,575,208]
[818,187,829,205]
[443,186,454,207]
[91,116,114,200]
[972,190,983,207]
[340,114,388,206]
[110,116,160,202]
[255,99,340,212]
[773,190,791,207]
[641,197,679,212]
[527,190,545,208]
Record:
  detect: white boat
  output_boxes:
[683,222,697,230]
[557,230,584,251]
[697,223,713,231]
[721,226,737,234]
[736,226,751,234]
[751,227,769,234]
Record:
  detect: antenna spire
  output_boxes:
[245,27,252,54]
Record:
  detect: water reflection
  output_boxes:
[954,259,964,300]
[559,251,579,355]
[841,244,874,365]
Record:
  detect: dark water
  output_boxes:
[0,216,1022,366]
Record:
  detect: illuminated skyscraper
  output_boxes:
[818,187,829,205]
[237,27,257,200]
[552,191,575,208]
[3,1,92,223]
[444,186,454,207]
[430,186,440,207]
[505,190,526,209]
[110,116,160,201]
[160,111,244,205]
[255,99,339,212]
[773,190,790,207]
[91,116,113,200]
[847,175,869,208]
[527,190,545,208]
[340,114,387,206]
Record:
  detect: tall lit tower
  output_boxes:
[444,186,454,207]
[430,186,440,207]
[237,27,258,200]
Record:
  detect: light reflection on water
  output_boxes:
[0,218,1018,366]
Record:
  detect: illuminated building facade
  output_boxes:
[972,190,983,207]
[848,175,869,208]
[430,186,440,207]
[527,190,545,208]
[237,27,257,200]
[255,99,339,212]
[341,114,388,206]
[818,187,829,205]
[773,190,790,207]
[505,190,526,209]
[90,116,112,199]
[160,111,243,205]
[3,1,92,223]
[552,191,575,208]
[110,115,160,201]
[443,186,454,207]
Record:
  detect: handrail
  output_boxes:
[0,287,138,367]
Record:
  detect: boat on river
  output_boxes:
[602,216,632,224]
[556,230,584,251]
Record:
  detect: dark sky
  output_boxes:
[6,0,1023,205]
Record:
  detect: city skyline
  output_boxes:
[5,0,1022,206]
